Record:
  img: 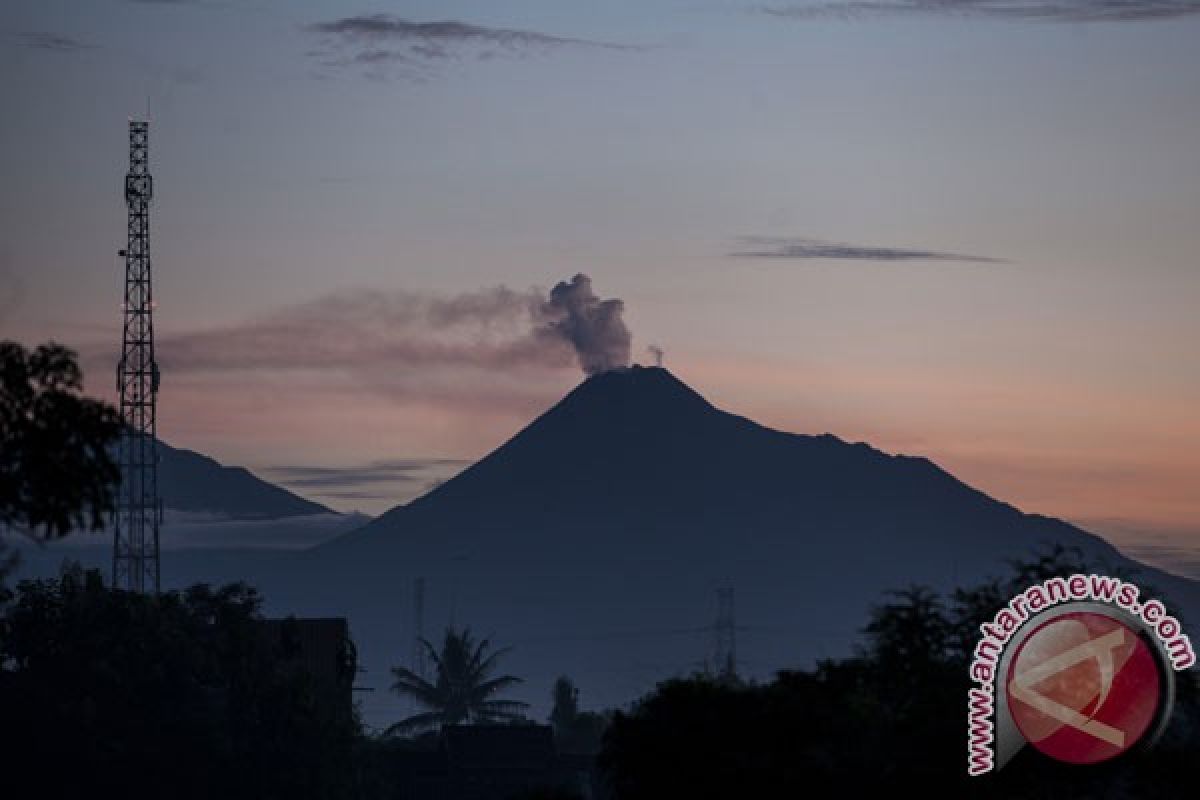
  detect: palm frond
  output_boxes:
[390,666,442,706]
[472,644,513,681]
[471,674,523,701]
[383,710,446,737]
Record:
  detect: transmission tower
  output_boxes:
[113,119,162,593]
[715,586,737,681]
[412,577,427,679]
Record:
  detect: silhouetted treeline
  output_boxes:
[598,547,1200,799]
[3,550,1197,799]
[0,568,359,800]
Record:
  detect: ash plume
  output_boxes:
[154,274,630,379]
[536,274,632,376]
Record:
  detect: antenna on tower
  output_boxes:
[714,586,737,682]
[113,119,162,593]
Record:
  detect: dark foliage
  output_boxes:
[0,568,360,800]
[0,341,121,539]
[600,547,1200,798]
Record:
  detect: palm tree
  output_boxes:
[387,626,528,735]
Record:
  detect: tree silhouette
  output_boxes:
[862,584,949,670]
[549,675,608,754]
[0,567,360,799]
[387,626,528,735]
[550,676,580,733]
[0,341,121,539]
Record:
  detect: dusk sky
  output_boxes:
[3,2,1198,560]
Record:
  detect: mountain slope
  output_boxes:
[298,367,1198,722]
[154,439,332,519]
[326,366,1138,571]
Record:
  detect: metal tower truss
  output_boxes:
[113,119,162,593]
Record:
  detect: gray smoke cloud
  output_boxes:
[156,274,631,378]
[538,274,632,376]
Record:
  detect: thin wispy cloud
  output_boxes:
[731,236,1005,263]
[11,31,96,52]
[264,459,470,491]
[262,458,470,507]
[759,0,1200,22]
[306,15,637,79]
[316,490,390,501]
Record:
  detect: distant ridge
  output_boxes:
[154,439,334,519]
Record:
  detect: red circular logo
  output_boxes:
[1006,611,1161,764]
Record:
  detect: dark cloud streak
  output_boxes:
[264,459,471,490]
[759,0,1200,22]
[730,236,1005,263]
[11,32,95,52]
[306,15,638,77]
[308,16,634,51]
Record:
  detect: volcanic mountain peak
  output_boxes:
[544,365,714,423]
[351,364,970,539]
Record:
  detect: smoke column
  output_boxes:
[535,274,632,376]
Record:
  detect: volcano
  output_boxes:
[288,366,1200,723]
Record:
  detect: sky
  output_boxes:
[2,1,1198,563]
